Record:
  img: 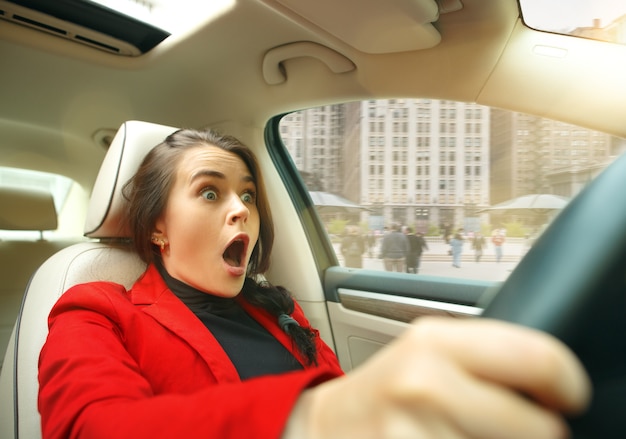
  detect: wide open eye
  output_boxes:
[241,191,256,204]
[201,188,218,201]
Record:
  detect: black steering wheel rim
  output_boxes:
[482,152,626,438]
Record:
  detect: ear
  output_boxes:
[150,220,170,252]
[152,217,167,241]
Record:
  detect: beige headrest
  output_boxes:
[0,186,57,231]
[84,120,178,238]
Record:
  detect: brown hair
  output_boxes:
[123,128,274,274]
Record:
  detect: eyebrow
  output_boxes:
[190,169,256,184]
[190,169,225,182]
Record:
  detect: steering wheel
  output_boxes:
[481,152,626,438]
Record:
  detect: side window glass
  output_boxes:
[278,100,624,281]
[0,167,82,240]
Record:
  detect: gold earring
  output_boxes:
[151,236,166,251]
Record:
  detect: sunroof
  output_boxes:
[88,0,235,34]
[1,0,234,55]
[519,0,626,45]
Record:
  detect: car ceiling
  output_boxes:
[1,0,625,191]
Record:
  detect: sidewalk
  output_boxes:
[333,237,527,282]
[335,237,529,263]
[416,238,528,263]
[360,257,516,282]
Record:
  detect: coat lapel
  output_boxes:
[129,265,241,382]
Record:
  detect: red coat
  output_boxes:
[38,264,344,439]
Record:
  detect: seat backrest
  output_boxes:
[0,186,77,370]
[0,239,79,369]
[0,120,178,439]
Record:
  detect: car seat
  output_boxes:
[0,186,67,370]
[0,120,178,439]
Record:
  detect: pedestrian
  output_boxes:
[472,232,486,262]
[450,231,464,268]
[380,223,408,272]
[405,228,428,274]
[492,229,506,263]
[341,225,365,268]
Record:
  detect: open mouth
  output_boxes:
[223,239,247,268]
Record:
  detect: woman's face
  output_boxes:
[154,145,260,297]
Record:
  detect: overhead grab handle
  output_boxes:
[263,41,355,85]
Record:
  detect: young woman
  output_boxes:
[38,128,590,439]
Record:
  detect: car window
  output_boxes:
[519,0,626,46]
[278,100,625,282]
[0,167,76,240]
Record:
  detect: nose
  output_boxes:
[227,194,249,224]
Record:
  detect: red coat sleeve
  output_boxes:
[38,283,343,439]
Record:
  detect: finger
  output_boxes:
[403,354,571,439]
[408,317,591,415]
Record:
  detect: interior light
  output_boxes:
[532,45,568,58]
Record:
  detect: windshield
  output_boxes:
[519,0,626,45]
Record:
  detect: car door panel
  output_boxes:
[323,267,492,372]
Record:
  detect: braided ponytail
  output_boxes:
[242,278,318,366]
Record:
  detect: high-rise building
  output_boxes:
[350,99,490,230]
[490,109,617,203]
[280,99,619,232]
[279,105,345,194]
[282,99,490,230]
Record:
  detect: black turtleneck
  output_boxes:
[156,265,303,380]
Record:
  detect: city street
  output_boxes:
[334,237,530,282]
[359,256,516,282]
